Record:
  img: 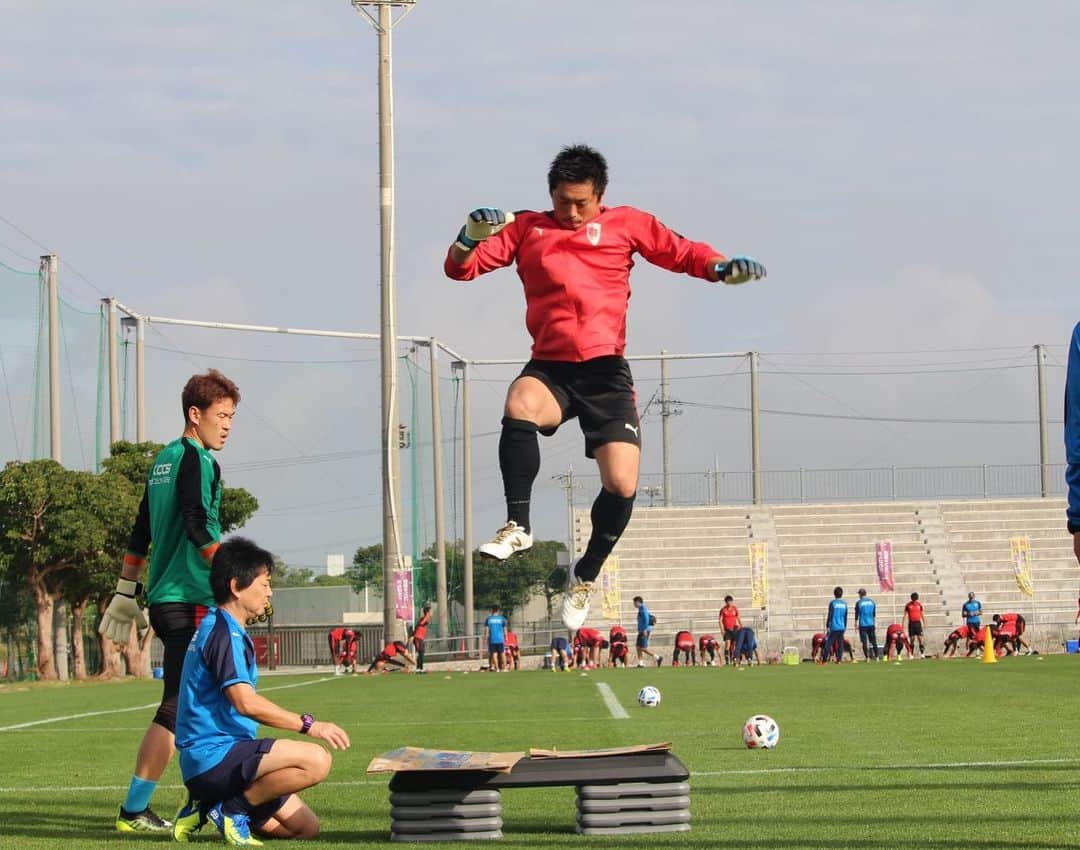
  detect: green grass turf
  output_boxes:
[0,655,1079,849]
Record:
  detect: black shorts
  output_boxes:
[518,356,641,458]
[908,621,924,637]
[148,602,209,732]
[723,629,739,642]
[185,738,287,827]
[488,642,505,655]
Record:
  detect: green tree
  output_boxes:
[348,543,384,594]
[461,539,566,619]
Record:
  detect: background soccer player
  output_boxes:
[503,629,520,670]
[328,627,357,675]
[549,635,573,671]
[942,624,979,658]
[173,537,349,845]
[824,586,848,664]
[962,592,983,636]
[884,623,913,661]
[698,633,721,666]
[633,595,660,667]
[719,596,742,664]
[483,605,508,672]
[672,629,696,666]
[411,603,432,672]
[366,640,415,674]
[854,588,879,661]
[444,144,765,630]
[98,370,240,834]
[732,627,760,666]
[608,624,629,667]
[903,592,926,657]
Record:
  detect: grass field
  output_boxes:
[1,655,1079,849]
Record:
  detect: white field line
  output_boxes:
[0,675,339,733]
[595,682,629,719]
[1,757,1077,795]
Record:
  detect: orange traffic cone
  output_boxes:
[981,626,997,664]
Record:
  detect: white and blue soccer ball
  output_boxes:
[637,685,661,708]
[742,714,780,749]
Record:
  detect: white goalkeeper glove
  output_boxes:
[454,208,515,252]
[98,577,149,645]
[715,256,766,285]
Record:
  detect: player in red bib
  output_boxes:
[328,627,358,675]
[942,624,980,658]
[719,596,742,664]
[884,624,913,661]
[503,630,520,671]
[698,633,721,666]
[411,603,432,672]
[446,145,765,634]
[810,632,827,663]
[574,627,604,669]
[608,625,629,667]
[366,640,415,674]
[672,630,696,666]
[903,592,927,657]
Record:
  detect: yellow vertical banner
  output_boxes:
[749,542,769,609]
[600,555,621,620]
[1009,535,1034,597]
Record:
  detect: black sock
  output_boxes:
[499,417,540,532]
[222,794,252,817]
[574,489,635,582]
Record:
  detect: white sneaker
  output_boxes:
[560,562,595,630]
[478,521,533,560]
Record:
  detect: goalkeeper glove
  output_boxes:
[715,256,766,285]
[98,578,149,644]
[454,208,514,252]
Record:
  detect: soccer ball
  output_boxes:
[637,685,661,708]
[742,714,780,749]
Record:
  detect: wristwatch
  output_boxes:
[299,713,314,735]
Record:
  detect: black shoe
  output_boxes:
[116,806,173,833]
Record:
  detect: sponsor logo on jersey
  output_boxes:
[586,222,602,246]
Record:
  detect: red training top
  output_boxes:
[675,630,694,648]
[609,625,628,643]
[904,600,924,623]
[414,610,432,641]
[699,634,719,649]
[811,632,826,649]
[504,631,519,649]
[444,207,723,362]
[720,605,741,631]
[577,627,602,645]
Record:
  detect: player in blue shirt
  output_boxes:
[962,592,982,635]
[854,588,879,661]
[483,605,509,672]
[173,538,350,846]
[824,586,848,664]
[1066,321,1080,567]
[549,636,574,671]
[633,595,661,667]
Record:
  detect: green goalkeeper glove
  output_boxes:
[715,256,766,285]
[98,577,149,644]
[454,208,514,252]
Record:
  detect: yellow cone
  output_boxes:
[981,626,997,664]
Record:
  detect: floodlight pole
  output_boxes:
[1035,343,1049,497]
[42,254,61,463]
[351,0,415,640]
[103,299,121,446]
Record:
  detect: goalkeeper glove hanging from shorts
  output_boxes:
[715,256,766,285]
[454,208,514,252]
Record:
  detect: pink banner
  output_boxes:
[875,541,894,591]
[393,569,413,621]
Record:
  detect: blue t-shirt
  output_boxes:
[855,597,876,627]
[176,608,259,781]
[827,599,848,632]
[962,600,982,624]
[1066,322,1080,530]
[636,604,651,633]
[485,614,507,644]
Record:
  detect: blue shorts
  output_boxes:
[489,642,505,654]
[185,738,287,827]
[551,637,569,652]
[636,632,650,649]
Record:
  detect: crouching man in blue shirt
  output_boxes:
[174,537,350,845]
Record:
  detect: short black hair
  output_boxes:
[632,595,643,604]
[491,605,500,613]
[548,144,608,197]
[211,537,274,605]
[833,586,843,598]
[724,595,734,603]
[910,592,919,601]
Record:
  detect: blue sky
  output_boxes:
[3,2,1079,568]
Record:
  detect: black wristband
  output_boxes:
[300,713,314,735]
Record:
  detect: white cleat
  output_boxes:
[561,562,595,631]
[478,521,533,560]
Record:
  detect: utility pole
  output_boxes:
[750,351,761,504]
[553,466,581,559]
[350,0,416,639]
[1036,343,1049,498]
[42,254,60,463]
[658,350,681,507]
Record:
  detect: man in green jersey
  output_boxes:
[98,369,240,833]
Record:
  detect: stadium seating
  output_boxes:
[576,497,1077,654]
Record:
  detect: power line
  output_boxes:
[679,399,1064,426]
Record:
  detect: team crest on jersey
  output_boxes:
[586,222,602,246]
